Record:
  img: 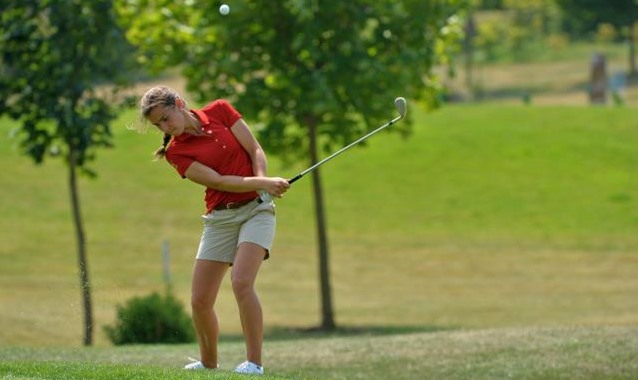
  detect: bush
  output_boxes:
[104,291,195,345]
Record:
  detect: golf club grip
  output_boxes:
[288,174,303,184]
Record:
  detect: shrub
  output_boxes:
[104,291,195,345]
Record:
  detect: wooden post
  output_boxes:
[589,53,607,104]
[162,239,171,288]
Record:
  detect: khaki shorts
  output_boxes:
[196,199,276,264]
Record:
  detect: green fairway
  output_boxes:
[1,326,637,379]
[1,103,637,349]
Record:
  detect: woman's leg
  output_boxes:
[191,259,229,368]
[231,242,266,365]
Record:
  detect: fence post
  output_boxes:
[590,53,607,104]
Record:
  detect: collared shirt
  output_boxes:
[166,99,258,213]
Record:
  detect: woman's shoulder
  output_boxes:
[201,99,233,113]
[199,99,242,124]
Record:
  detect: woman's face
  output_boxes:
[147,104,187,136]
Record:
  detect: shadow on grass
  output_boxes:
[219,325,454,343]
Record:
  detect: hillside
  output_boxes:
[0,103,637,347]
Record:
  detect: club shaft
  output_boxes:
[288,114,403,184]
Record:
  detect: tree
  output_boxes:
[116,0,465,330]
[556,0,638,76]
[0,1,130,345]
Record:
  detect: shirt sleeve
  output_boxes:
[213,99,243,128]
[165,150,192,178]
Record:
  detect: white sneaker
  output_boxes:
[184,360,216,370]
[234,361,264,375]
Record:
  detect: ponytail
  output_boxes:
[153,133,172,160]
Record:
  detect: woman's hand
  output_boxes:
[262,177,290,198]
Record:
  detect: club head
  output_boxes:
[394,97,407,118]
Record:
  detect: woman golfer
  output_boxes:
[140,86,289,375]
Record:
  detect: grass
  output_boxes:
[1,102,637,349]
[1,326,637,379]
[3,25,638,380]
[1,88,638,378]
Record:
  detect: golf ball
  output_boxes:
[219,4,230,15]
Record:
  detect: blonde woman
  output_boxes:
[140,86,289,375]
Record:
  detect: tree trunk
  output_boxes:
[68,147,93,346]
[464,12,476,98]
[629,33,637,78]
[307,117,336,331]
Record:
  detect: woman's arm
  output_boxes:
[184,161,288,196]
[185,117,289,196]
[231,119,268,177]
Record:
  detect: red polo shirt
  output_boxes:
[165,99,258,213]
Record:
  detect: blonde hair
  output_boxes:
[139,86,185,159]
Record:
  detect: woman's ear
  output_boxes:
[175,97,185,110]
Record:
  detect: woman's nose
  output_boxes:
[158,122,171,133]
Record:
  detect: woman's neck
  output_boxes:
[184,111,203,135]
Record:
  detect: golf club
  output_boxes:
[259,97,407,203]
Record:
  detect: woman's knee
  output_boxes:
[231,274,254,298]
[191,293,214,312]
